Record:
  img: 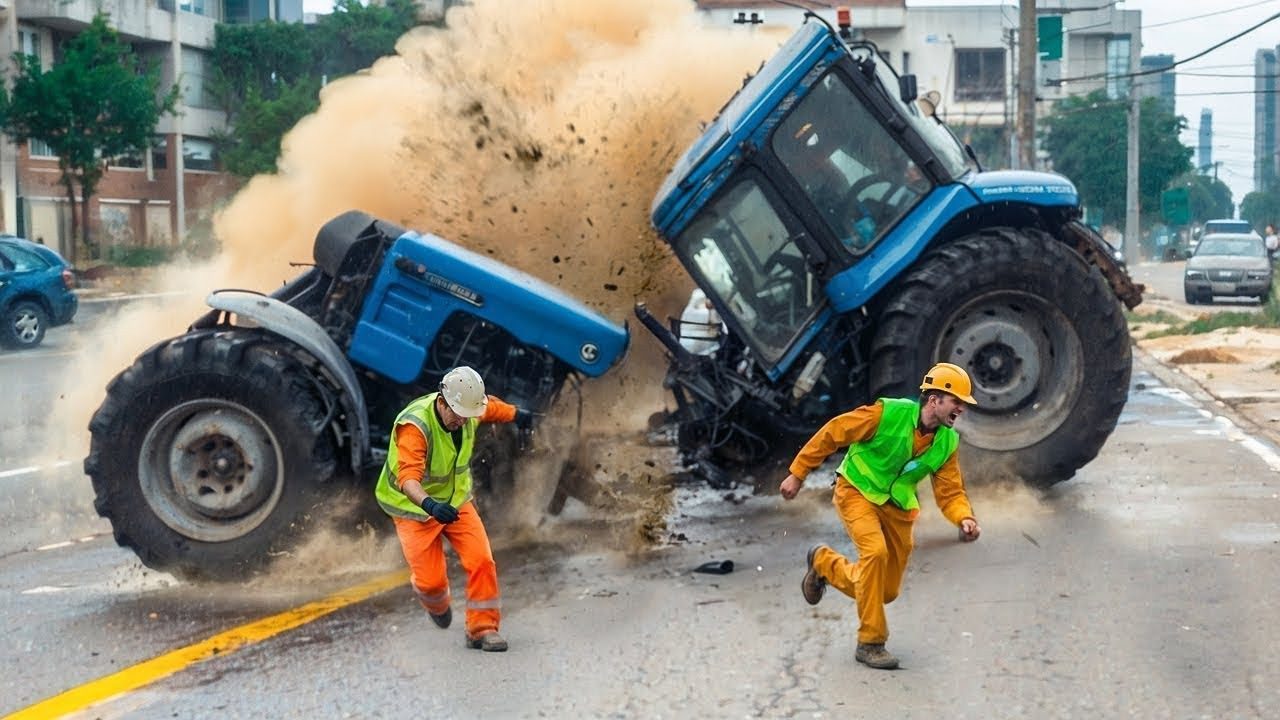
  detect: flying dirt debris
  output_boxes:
[81,3,1143,581]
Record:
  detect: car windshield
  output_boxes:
[1196,237,1265,257]
[772,71,931,255]
[673,177,823,365]
[1204,221,1252,235]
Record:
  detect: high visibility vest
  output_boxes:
[374,393,477,520]
[838,397,958,512]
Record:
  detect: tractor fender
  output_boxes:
[205,290,369,472]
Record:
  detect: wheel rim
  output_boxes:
[140,399,284,542]
[13,309,39,343]
[935,290,1082,450]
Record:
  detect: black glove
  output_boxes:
[421,497,459,524]
[515,407,536,431]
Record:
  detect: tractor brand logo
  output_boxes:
[980,184,1074,196]
[580,343,599,363]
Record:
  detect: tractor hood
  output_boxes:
[963,170,1079,206]
[348,231,629,384]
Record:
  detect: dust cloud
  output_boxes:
[29,0,785,574]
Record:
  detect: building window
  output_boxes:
[902,51,910,76]
[955,48,1005,102]
[181,48,214,109]
[1106,35,1132,99]
[17,27,41,67]
[184,137,218,171]
[152,136,169,170]
[28,139,56,158]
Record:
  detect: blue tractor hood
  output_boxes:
[963,170,1079,207]
[348,231,629,384]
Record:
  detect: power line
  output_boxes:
[1051,11,1280,84]
[1142,0,1280,29]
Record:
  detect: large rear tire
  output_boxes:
[869,227,1131,486]
[85,330,337,581]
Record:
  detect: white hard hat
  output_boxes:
[439,366,488,418]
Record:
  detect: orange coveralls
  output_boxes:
[392,397,516,639]
[790,402,975,644]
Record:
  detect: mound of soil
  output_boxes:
[1169,348,1240,364]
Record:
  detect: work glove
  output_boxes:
[515,407,536,431]
[421,497,459,524]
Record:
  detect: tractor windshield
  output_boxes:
[673,176,823,365]
[772,71,932,254]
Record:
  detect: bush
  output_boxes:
[105,245,171,267]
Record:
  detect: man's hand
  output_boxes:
[421,497,459,524]
[515,408,536,431]
[959,517,981,542]
[779,473,803,500]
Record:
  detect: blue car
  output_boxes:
[0,235,78,349]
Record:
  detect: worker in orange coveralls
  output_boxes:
[374,365,534,652]
[779,362,982,669]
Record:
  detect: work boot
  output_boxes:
[855,643,900,670]
[465,631,509,652]
[429,606,452,629]
[801,544,828,605]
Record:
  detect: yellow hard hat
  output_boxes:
[919,362,977,405]
[439,366,488,417]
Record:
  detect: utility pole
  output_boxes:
[1016,0,1037,170]
[1125,83,1141,264]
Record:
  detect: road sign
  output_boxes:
[1161,187,1190,226]
[1038,16,1063,61]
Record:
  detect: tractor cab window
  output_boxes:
[772,71,929,255]
[674,177,822,365]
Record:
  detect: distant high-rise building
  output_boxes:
[1198,108,1213,174]
[1255,48,1277,192]
[1138,54,1175,113]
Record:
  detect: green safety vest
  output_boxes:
[838,397,958,512]
[374,393,477,520]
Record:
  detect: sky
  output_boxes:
[297,0,1278,206]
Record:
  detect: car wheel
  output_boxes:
[2,300,48,349]
[1184,287,1198,305]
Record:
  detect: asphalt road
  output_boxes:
[1129,259,1266,314]
[2,303,1279,718]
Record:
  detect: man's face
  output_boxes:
[924,393,967,429]
[437,397,466,431]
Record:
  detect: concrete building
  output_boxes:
[0,0,301,263]
[693,0,1142,169]
[1254,48,1277,193]
[1138,54,1175,114]
[1198,108,1212,175]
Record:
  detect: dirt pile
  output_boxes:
[1168,348,1239,364]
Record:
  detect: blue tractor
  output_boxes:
[86,211,628,580]
[635,16,1142,489]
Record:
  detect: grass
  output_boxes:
[1141,288,1280,338]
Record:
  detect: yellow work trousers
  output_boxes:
[813,479,916,644]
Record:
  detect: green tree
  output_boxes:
[1041,91,1193,228]
[209,0,421,178]
[0,14,178,261]
[1240,190,1280,231]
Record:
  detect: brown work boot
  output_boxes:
[855,643,900,670]
[429,606,452,629]
[465,631,508,652]
[801,544,828,605]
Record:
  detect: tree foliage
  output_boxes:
[1240,190,1280,232]
[0,14,179,260]
[1168,171,1234,225]
[210,0,422,178]
[1041,91,1193,228]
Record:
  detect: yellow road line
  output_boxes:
[4,569,409,719]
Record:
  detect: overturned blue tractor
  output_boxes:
[634,15,1142,489]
